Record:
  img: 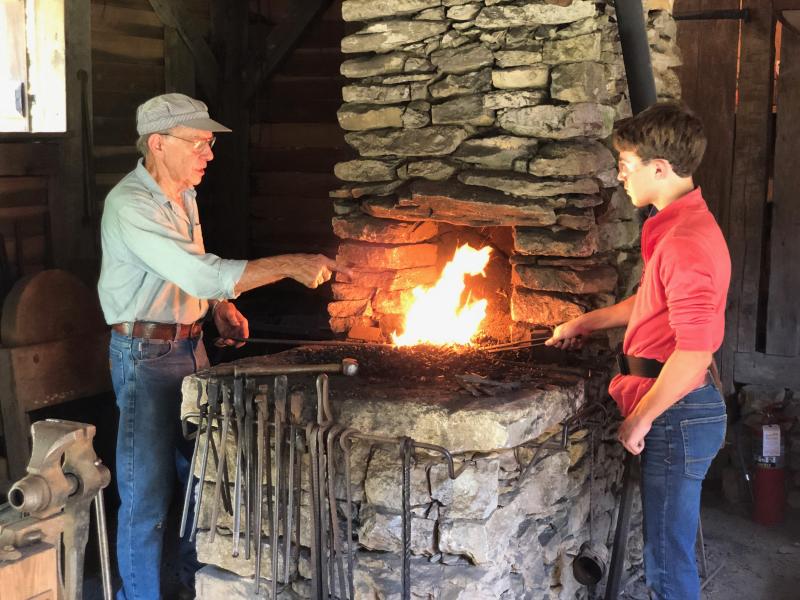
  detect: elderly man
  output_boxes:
[98,93,340,600]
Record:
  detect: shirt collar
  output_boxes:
[641,187,707,258]
[133,158,198,206]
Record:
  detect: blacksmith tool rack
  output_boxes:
[181,359,612,599]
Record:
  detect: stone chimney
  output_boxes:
[329,0,681,343]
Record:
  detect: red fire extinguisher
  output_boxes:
[751,409,787,526]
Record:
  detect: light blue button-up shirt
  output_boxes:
[98,159,247,325]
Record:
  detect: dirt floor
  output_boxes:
[623,490,800,600]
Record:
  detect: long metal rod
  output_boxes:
[272,376,287,598]
[208,387,232,543]
[253,387,268,595]
[401,437,413,600]
[94,489,113,600]
[226,336,394,348]
[605,453,637,600]
[179,410,204,538]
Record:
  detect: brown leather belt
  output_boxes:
[111,320,203,340]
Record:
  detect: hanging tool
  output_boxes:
[326,424,348,599]
[1,419,112,600]
[244,376,256,560]
[231,376,246,557]
[253,384,269,595]
[605,453,638,600]
[208,381,233,543]
[180,374,208,539]
[188,379,218,542]
[272,375,288,598]
[285,390,304,584]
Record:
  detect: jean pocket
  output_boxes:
[681,414,727,480]
[133,339,173,362]
[109,348,125,384]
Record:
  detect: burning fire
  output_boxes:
[392,244,492,346]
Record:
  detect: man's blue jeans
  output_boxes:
[640,383,727,600]
[110,330,208,600]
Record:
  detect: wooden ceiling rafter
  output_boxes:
[146,0,220,106]
[243,0,332,106]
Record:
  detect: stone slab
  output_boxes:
[336,241,438,270]
[332,214,439,244]
[363,180,559,227]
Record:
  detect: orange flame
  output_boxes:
[392,244,492,346]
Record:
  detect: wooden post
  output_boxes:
[719,0,774,394]
[764,21,800,356]
[203,0,249,258]
[165,27,195,95]
[59,0,95,278]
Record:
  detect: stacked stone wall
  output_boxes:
[329,0,682,342]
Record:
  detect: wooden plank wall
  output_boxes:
[248,0,352,259]
[678,0,800,392]
[0,143,59,279]
[674,0,739,222]
[764,18,800,356]
[90,0,211,204]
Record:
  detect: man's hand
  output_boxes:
[213,301,249,348]
[618,411,652,455]
[289,254,351,289]
[544,316,591,350]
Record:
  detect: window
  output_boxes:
[0,0,65,132]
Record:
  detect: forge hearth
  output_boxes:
[327,0,682,344]
[180,347,639,599]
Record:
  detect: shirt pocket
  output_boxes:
[680,414,727,480]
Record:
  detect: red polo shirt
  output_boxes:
[608,187,731,416]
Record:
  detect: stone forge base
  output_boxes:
[180,346,640,599]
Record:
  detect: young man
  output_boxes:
[546,102,731,600]
[98,93,345,600]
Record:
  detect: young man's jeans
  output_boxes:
[640,383,727,600]
[110,330,208,600]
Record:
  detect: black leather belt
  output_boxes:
[617,354,664,378]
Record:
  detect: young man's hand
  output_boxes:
[213,301,249,348]
[618,411,652,455]
[545,316,592,350]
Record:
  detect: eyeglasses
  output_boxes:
[161,133,216,153]
[617,157,650,177]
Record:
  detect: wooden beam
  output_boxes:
[718,0,774,394]
[781,9,800,35]
[201,0,249,258]
[164,26,196,95]
[243,0,329,105]
[734,351,800,388]
[765,23,800,355]
[147,0,218,106]
[61,0,97,277]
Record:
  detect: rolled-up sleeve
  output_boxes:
[659,238,719,351]
[116,199,246,299]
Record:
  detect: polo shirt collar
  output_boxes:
[641,187,707,258]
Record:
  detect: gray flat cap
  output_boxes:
[136,93,231,136]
